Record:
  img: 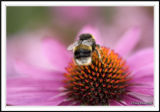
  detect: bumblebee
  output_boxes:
[67,33,102,65]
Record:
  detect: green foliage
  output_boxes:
[7,7,50,35]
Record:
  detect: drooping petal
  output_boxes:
[125,48,154,105]
[13,59,65,81]
[127,48,154,71]
[7,78,67,106]
[114,27,141,57]
[127,85,153,96]
[7,92,67,106]
[7,78,65,92]
[128,63,153,86]
[58,99,79,106]
[127,63,154,96]
[7,32,59,77]
[76,25,103,45]
[58,100,73,106]
[42,37,71,72]
[109,100,125,106]
[126,92,153,105]
[122,94,151,106]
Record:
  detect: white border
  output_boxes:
[1,1,7,111]
[1,1,160,6]
[153,1,159,111]
[1,1,159,111]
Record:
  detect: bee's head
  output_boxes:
[79,33,93,41]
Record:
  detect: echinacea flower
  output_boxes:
[7,26,154,106]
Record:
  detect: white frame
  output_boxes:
[1,1,159,111]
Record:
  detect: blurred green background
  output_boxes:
[7,7,51,35]
[7,6,153,49]
[7,7,117,36]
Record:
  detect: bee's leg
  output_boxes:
[95,47,104,64]
[96,44,100,49]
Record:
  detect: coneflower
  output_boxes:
[7,26,153,106]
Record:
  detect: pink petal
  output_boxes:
[109,100,125,106]
[127,63,154,96]
[76,25,103,45]
[114,27,141,57]
[58,100,79,106]
[7,78,67,105]
[58,100,73,106]
[127,48,154,71]
[128,63,153,86]
[13,59,65,81]
[42,37,71,72]
[7,92,67,106]
[7,33,57,75]
[126,92,153,105]
[129,75,153,87]
[7,78,65,92]
[122,94,152,106]
[58,99,81,106]
[129,74,153,87]
[127,86,153,96]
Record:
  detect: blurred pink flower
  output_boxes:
[7,29,59,77]
[101,7,153,51]
[7,26,153,106]
[51,7,100,26]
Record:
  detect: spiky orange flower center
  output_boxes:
[64,46,131,105]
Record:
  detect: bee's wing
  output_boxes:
[67,41,80,51]
[82,39,93,46]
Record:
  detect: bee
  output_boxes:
[67,33,102,65]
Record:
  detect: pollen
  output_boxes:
[64,46,131,105]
